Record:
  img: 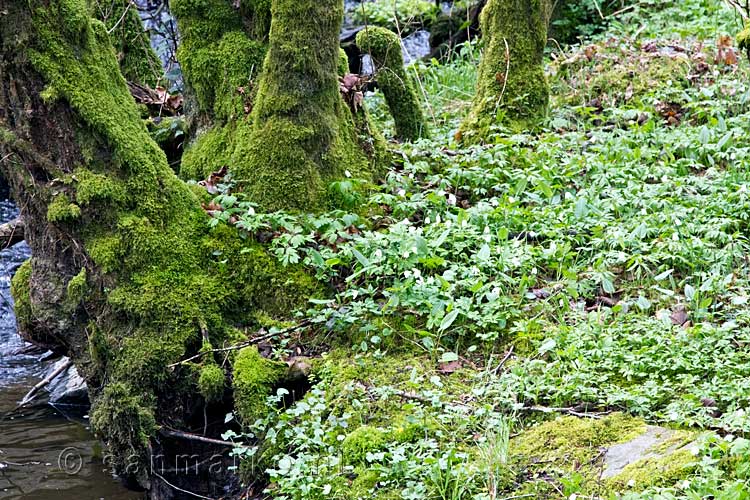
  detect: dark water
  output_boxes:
[0,200,142,500]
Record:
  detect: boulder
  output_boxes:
[46,357,88,406]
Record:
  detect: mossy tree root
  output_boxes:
[356,26,429,142]
[459,0,551,141]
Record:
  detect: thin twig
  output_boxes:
[492,37,511,119]
[491,345,514,374]
[107,0,135,35]
[523,405,609,419]
[167,320,311,368]
[160,429,235,448]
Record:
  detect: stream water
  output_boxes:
[0,200,141,500]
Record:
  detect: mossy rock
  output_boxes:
[342,425,388,465]
[511,415,699,496]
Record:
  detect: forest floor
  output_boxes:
[213,1,750,498]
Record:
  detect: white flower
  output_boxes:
[374,249,383,259]
[447,193,457,205]
[344,170,352,178]
[436,214,442,224]
[424,217,431,225]
[398,189,406,197]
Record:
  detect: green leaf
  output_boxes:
[477,244,491,261]
[440,352,459,363]
[538,338,556,355]
[439,309,460,332]
[351,249,370,267]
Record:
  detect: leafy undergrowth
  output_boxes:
[213,1,750,498]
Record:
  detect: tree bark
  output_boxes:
[459,0,552,141]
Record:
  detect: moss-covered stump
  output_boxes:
[94,0,161,86]
[229,0,381,212]
[459,0,552,141]
[356,26,428,142]
[510,415,699,496]
[0,0,319,492]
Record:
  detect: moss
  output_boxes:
[10,260,33,333]
[47,193,81,222]
[198,363,226,403]
[608,449,697,491]
[342,426,388,465]
[338,47,350,77]
[356,27,428,141]
[40,85,61,103]
[180,122,237,180]
[97,0,161,86]
[510,413,646,494]
[171,0,266,120]
[74,167,127,205]
[239,0,272,41]
[509,415,700,495]
[232,346,286,424]
[90,382,157,484]
[550,41,691,112]
[65,267,88,307]
[459,0,551,141]
[230,0,379,211]
[86,234,123,274]
[27,0,273,480]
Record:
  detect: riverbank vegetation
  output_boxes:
[3,0,750,498]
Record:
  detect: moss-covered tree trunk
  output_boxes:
[229,0,379,211]
[356,26,428,142]
[93,0,162,86]
[460,0,551,141]
[0,0,314,496]
[175,0,382,211]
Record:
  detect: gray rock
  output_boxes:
[602,425,697,479]
[46,358,88,406]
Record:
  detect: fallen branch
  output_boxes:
[160,428,236,448]
[523,405,609,419]
[167,319,311,368]
[18,359,71,407]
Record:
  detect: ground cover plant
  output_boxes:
[201,0,750,498]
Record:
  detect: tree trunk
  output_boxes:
[459,0,552,141]
[175,0,384,211]
[0,0,315,494]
